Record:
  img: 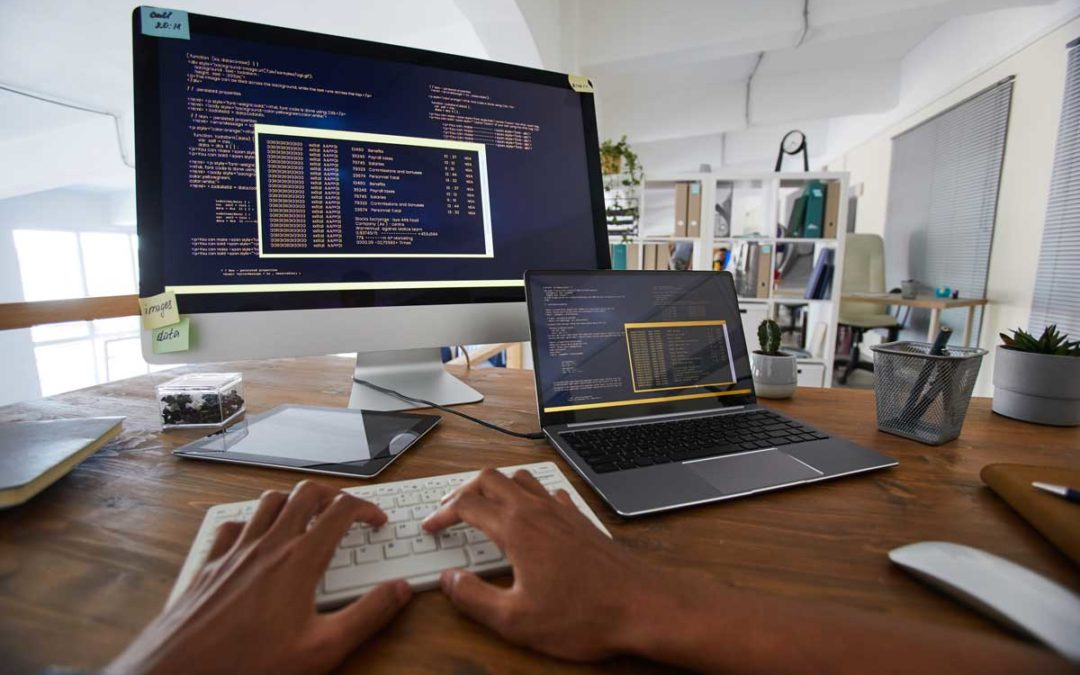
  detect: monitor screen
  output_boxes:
[133,9,608,315]
[526,271,757,425]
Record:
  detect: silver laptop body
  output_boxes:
[524,270,896,517]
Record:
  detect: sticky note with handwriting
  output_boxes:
[568,74,594,93]
[152,317,190,354]
[140,7,190,40]
[139,291,180,330]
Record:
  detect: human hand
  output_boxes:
[421,469,662,661]
[106,482,412,675]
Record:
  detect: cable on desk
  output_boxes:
[352,377,545,440]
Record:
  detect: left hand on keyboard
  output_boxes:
[106,481,413,675]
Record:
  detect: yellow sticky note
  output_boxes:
[568,74,594,93]
[139,291,179,330]
[152,317,190,354]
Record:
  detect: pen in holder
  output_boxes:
[871,335,987,445]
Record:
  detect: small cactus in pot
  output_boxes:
[751,319,797,399]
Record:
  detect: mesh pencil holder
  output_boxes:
[870,341,987,445]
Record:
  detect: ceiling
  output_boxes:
[570,0,1066,169]
[0,0,1075,198]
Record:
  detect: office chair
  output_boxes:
[837,234,899,385]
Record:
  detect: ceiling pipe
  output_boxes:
[745,0,809,127]
[0,83,133,169]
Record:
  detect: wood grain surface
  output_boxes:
[0,294,140,331]
[0,356,1077,674]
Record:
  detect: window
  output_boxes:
[13,229,173,396]
[1029,39,1080,336]
[884,78,1014,341]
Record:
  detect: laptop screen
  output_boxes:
[526,271,757,426]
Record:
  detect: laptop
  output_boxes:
[524,270,896,517]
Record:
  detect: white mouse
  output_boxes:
[889,541,1080,663]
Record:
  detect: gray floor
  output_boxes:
[831,365,875,390]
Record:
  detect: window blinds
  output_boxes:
[884,78,1013,341]
[1029,39,1080,337]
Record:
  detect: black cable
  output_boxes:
[352,377,545,440]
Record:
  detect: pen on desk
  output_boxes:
[1032,482,1080,504]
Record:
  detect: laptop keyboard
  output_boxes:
[560,409,828,474]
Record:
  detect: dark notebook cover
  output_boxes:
[0,417,123,508]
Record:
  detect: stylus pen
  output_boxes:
[1032,482,1080,504]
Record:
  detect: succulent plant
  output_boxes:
[1000,325,1080,356]
[757,318,782,355]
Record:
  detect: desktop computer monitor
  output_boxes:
[132,8,609,410]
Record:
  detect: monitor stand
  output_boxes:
[347,348,483,412]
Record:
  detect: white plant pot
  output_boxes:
[751,352,797,399]
[992,346,1080,426]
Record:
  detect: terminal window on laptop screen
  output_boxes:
[529,273,755,415]
[136,14,603,311]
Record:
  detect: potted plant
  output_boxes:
[993,325,1080,426]
[600,136,643,236]
[751,319,797,399]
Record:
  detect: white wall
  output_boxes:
[830,16,1080,396]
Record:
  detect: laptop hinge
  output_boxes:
[564,405,751,429]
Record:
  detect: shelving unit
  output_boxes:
[608,171,850,388]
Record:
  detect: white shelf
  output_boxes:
[616,170,850,388]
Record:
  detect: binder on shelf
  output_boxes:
[823,182,840,239]
[610,243,627,270]
[803,181,825,238]
[756,244,772,298]
[626,243,641,270]
[687,182,702,237]
[787,194,807,238]
[674,182,689,237]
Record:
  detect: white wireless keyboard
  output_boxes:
[170,462,609,609]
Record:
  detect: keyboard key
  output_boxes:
[386,508,410,523]
[410,535,438,554]
[340,527,367,548]
[464,528,489,544]
[412,504,437,520]
[323,549,468,593]
[353,545,381,564]
[376,485,398,496]
[395,521,420,538]
[374,497,395,510]
[396,492,422,507]
[383,541,409,559]
[467,543,504,564]
[369,527,394,544]
[438,531,465,549]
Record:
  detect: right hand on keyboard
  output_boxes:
[422,468,655,662]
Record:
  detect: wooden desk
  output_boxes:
[1,357,1077,674]
[841,293,989,347]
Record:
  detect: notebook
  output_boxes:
[0,417,124,508]
[981,463,1080,565]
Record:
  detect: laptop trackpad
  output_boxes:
[688,450,822,495]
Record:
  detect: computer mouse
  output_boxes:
[889,541,1080,663]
